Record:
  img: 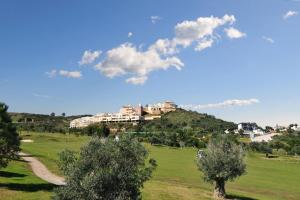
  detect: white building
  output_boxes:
[291,124,300,131]
[70,113,144,128]
[70,101,177,128]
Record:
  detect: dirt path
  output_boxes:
[19,152,66,185]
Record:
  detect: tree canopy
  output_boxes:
[0,103,20,168]
[197,135,246,199]
[54,135,157,200]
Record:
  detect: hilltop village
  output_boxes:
[70,101,177,128]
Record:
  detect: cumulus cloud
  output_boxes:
[173,15,236,47]
[94,14,243,84]
[283,10,298,19]
[180,98,260,110]
[95,43,183,82]
[151,16,161,24]
[59,70,82,78]
[79,50,102,65]
[224,27,246,39]
[128,32,133,38]
[262,36,275,44]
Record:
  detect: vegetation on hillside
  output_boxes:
[9,112,91,133]
[134,109,237,133]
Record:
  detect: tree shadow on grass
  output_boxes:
[226,194,258,200]
[0,183,57,192]
[0,171,27,178]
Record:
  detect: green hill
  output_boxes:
[140,109,237,133]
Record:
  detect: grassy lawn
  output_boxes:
[0,160,54,200]
[1,132,299,200]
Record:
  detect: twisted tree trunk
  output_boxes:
[213,179,226,200]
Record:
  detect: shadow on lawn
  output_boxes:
[0,171,27,178]
[227,194,258,200]
[0,183,57,192]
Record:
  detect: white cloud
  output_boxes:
[94,14,242,84]
[173,15,236,47]
[128,32,133,38]
[95,43,183,82]
[283,10,298,19]
[149,38,178,55]
[151,16,161,24]
[59,70,82,78]
[224,27,246,39]
[79,50,101,65]
[180,98,260,110]
[262,36,275,44]
[46,69,57,78]
[125,76,148,85]
[195,38,214,51]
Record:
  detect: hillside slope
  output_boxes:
[142,109,236,133]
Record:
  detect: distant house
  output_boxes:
[238,122,264,136]
[238,122,258,131]
[291,124,300,132]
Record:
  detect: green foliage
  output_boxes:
[53,135,157,200]
[9,112,91,133]
[197,135,246,199]
[198,135,246,183]
[72,123,110,137]
[248,141,272,154]
[138,109,236,134]
[0,103,20,168]
[269,132,300,155]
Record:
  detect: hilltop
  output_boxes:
[135,108,237,133]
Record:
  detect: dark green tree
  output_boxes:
[54,135,156,200]
[0,103,20,168]
[197,135,246,199]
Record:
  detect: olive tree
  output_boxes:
[197,135,246,199]
[0,103,20,168]
[53,135,157,200]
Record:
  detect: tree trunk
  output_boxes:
[213,179,226,200]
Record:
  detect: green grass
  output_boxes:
[0,161,54,200]
[1,132,299,200]
[20,132,90,175]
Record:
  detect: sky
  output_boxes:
[0,0,300,127]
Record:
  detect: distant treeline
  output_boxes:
[9,112,91,133]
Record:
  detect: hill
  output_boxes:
[134,109,237,134]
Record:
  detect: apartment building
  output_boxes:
[70,101,177,128]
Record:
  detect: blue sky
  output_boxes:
[1,0,299,127]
